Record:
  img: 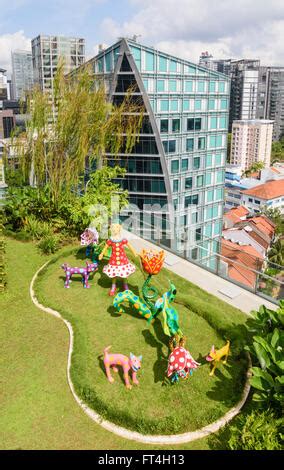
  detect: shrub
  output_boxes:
[14,230,33,242]
[38,235,59,255]
[24,216,52,240]
[228,410,284,450]
[246,302,284,412]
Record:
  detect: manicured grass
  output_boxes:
[35,247,248,435]
[0,238,248,449]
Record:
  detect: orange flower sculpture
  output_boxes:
[140,249,165,275]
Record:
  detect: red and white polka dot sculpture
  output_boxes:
[167,345,200,383]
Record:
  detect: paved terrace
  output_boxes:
[122,229,278,315]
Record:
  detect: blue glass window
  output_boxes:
[195,99,202,111]
[171,100,178,112]
[207,190,214,202]
[185,177,192,189]
[157,79,165,92]
[216,188,223,200]
[169,60,177,72]
[193,156,200,169]
[196,175,204,187]
[198,137,205,150]
[171,159,179,173]
[168,140,176,153]
[215,154,222,166]
[160,100,169,111]
[173,179,179,192]
[209,81,216,92]
[183,99,190,111]
[105,52,112,72]
[169,80,177,92]
[205,207,213,220]
[185,81,193,92]
[219,82,225,93]
[204,223,212,238]
[208,99,215,110]
[182,159,188,171]
[206,154,212,168]
[113,47,120,65]
[205,172,212,185]
[160,119,168,133]
[159,56,167,72]
[219,116,227,129]
[130,46,141,70]
[192,212,198,223]
[143,79,148,91]
[214,221,222,236]
[145,51,154,71]
[216,170,224,184]
[186,138,194,151]
[212,206,219,218]
[198,81,205,92]
[210,117,217,129]
[221,98,228,110]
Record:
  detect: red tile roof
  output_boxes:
[248,215,275,238]
[224,206,250,224]
[221,239,263,289]
[242,180,284,200]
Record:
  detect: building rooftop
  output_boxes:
[242,179,284,200]
[233,119,274,125]
[224,206,250,224]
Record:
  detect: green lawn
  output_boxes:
[0,238,249,449]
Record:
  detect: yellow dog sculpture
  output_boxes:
[206,340,230,376]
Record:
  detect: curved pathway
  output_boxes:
[30,260,252,445]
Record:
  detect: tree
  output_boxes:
[242,161,265,178]
[271,138,284,164]
[268,239,284,267]
[260,207,283,236]
[13,61,143,206]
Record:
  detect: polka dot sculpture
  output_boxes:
[167,338,200,384]
[61,261,98,288]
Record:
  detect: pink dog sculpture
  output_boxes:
[61,261,98,288]
[103,346,142,389]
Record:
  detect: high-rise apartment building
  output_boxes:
[11,50,34,100]
[83,38,230,270]
[0,68,8,103]
[31,35,85,93]
[229,60,260,130]
[199,52,231,76]
[230,119,274,171]
[256,66,284,141]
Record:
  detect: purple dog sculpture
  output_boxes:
[61,261,98,288]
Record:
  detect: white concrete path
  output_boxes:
[123,229,278,315]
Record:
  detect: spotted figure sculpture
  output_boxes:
[113,249,183,342]
[98,224,137,296]
[103,346,142,389]
[61,261,98,288]
[166,337,200,384]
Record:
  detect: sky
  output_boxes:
[1,0,284,75]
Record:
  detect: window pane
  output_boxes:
[196,175,204,187]
[169,60,177,72]
[173,179,179,192]
[146,51,154,71]
[198,137,205,150]
[192,212,198,224]
[169,79,177,92]
[219,81,225,93]
[171,159,179,173]
[209,81,216,92]
[195,118,202,131]
[208,99,215,110]
[206,154,212,168]
[219,116,227,129]
[182,159,188,171]
[168,140,176,153]
[186,138,194,151]
[183,99,190,111]
[160,100,169,111]
[157,79,165,92]
[160,119,168,133]
[172,119,180,132]
[207,189,214,202]
[171,99,178,111]
[185,177,192,189]
[143,79,148,91]
[193,157,200,169]
[215,154,222,166]
[185,80,193,92]
[198,81,205,92]
[195,99,201,110]
[221,98,228,110]
[159,56,167,72]
[210,117,217,129]
[187,118,194,131]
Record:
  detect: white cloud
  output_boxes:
[0,30,31,75]
[99,0,284,65]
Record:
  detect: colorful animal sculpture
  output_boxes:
[113,281,183,340]
[167,342,200,383]
[80,227,99,261]
[103,346,142,389]
[206,340,230,376]
[61,261,98,288]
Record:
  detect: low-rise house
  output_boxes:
[241,180,284,214]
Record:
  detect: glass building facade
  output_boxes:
[87,38,230,271]
[11,50,34,100]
